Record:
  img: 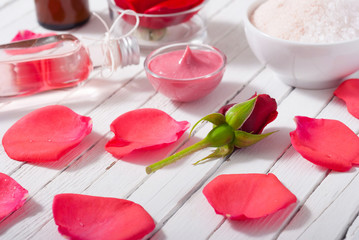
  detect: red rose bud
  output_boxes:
[219,94,278,134]
[146,93,278,173]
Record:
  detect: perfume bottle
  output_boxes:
[0,33,140,97]
[34,0,91,30]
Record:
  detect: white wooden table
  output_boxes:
[1,0,359,239]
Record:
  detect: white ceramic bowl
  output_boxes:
[243,0,359,89]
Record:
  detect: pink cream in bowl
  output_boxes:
[144,43,226,102]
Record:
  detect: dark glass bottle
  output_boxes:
[34,0,90,30]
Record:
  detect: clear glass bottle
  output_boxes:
[0,34,140,97]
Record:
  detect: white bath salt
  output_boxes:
[251,0,359,43]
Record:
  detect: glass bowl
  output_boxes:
[107,0,207,50]
[144,43,227,102]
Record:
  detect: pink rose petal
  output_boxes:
[144,0,204,14]
[2,105,92,163]
[11,30,55,42]
[10,30,57,55]
[53,194,155,240]
[114,0,203,14]
[105,108,190,158]
[203,173,296,220]
[114,0,204,29]
[334,79,359,119]
[0,173,28,220]
[290,116,359,171]
[9,30,58,94]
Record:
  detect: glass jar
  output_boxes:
[107,0,208,51]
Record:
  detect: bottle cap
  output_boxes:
[118,36,140,67]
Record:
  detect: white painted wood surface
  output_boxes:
[0,0,358,239]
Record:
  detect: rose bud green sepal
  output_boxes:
[190,113,226,136]
[193,144,234,165]
[234,130,276,148]
[225,97,257,129]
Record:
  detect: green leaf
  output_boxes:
[193,144,234,165]
[234,130,277,148]
[225,97,257,129]
[189,113,226,137]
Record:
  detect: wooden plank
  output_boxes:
[0,71,154,238]
[154,78,335,238]
[0,0,34,32]
[276,97,359,240]
[2,0,358,239]
[346,212,359,240]
[0,1,254,239]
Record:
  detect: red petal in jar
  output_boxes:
[105,108,190,158]
[11,30,56,42]
[10,30,57,55]
[144,0,204,14]
[53,194,155,240]
[7,30,58,95]
[0,173,28,220]
[290,116,359,171]
[145,43,226,102]
[113,0,205,29]
[3,30,92,97]
[334,78,359,119]
[203,173,296,220]
[2,105,92,163]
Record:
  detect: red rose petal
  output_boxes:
[114,0,204,29]
[114,0,203,14]
[105,108,190,158]
[11,30,38,41]
[8,30,58,95]
[10,30,57,55]
[11,30,55,42]
[203,173,296,220]
[290,116,359,171]
[144,0,203,14]
[53,194,155,240]
[241,94,278,134]
[2,105,92,162]
[0,173,28,220]
[334,79,359,119]
[114,0,157,13]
